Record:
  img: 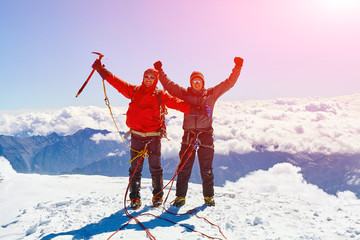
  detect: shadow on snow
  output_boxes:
[40,205,207,240]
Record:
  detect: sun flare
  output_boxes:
[322,0,360,11]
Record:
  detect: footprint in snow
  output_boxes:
[25,223,38,236]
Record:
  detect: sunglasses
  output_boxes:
[144,75,157,80]
[191,79,203,84]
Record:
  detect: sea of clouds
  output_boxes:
[1,94,359,157]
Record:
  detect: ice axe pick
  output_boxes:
[75,52,104,98]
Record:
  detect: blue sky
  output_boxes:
[1,0,359,110]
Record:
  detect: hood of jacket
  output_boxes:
[139,68,159,95]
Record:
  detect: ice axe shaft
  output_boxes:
[75,52,104,98]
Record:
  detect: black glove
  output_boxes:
[154,61,163,71]
[234,57,244,67]
[190,106,211,117]
[92,59,110,80]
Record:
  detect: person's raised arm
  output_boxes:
[93,59,135,99]
[211,57,244,100]
[154,61,187,99]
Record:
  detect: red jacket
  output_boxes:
[105,70,191,133]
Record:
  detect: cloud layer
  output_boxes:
[225,162,359,206]
[1,94,360,156]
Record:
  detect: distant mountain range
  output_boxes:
[0,128,126,174]
[1,128,359,197]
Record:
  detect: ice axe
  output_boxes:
[75,52,104,98]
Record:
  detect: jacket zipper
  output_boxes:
[195,95,199,130]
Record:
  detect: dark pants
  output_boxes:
[129,134,163,199]
[176,131,214,198]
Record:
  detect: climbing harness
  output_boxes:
[182,130,215,150]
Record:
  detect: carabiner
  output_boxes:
[194,140,200,151]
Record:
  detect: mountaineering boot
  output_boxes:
[152,196,163,207]
[130,198,141,210]
[129,190,141,210]
[172,196,186,207]
[204,197,215,207]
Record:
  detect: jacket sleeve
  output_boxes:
[161,91,191,114]
[158,70,187,99]
[211,65,242,100]
[105,73,136,99]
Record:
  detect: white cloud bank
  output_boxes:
[1,94,360,156]
[227,162,359,206]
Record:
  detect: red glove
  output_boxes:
[92,59,110,79]
[154,61,163,71]
[234,57,244,67]
[92,59,104,69]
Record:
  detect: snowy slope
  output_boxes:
[1,157,360,240]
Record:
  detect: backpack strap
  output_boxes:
[154,89,169,140]
[156,91,161,107]
[131,86,138,102]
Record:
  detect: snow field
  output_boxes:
[1,157,360,240]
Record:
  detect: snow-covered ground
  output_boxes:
[1,156,360,240]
